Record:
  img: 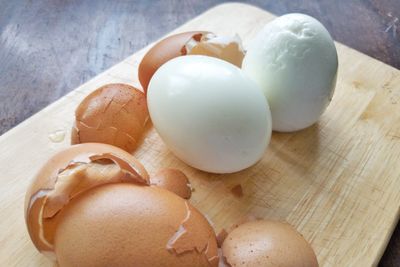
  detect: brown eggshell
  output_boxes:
[71,83,148,152]
[24,143,149,255]
[151,168,192,199]
[138,31,206,93]
[221,220,318,267]
[185,33,245,68]
[54,183,218,266]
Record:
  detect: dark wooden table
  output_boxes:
[1,0,399,265]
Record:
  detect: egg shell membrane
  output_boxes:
[221,220,319,267]
[185,33,245,68]
[151,168,192,199]
[54,183,219,267]
[24,143,149,254]
[138,31,206,93]
[72,83,148,152]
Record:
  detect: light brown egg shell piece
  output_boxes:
[24,143,149,254]
[216,215,259,248]
[151,168,192,199]
[221,220,319,267]
[54,183,218,267]
[185,33,245,68]
[139,31,245,95]
[138,31,207,93]
[71,83,148,152]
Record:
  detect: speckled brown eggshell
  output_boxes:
[151,168,192,199]
[71,83,148,152]
[221,220,318,267]
[54,183,218,267]
[138,31,206,93]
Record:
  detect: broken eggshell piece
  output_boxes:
[71,83,149,152]
[54,184,218,266]
[139,31,206,93]
[25,143,218,266]
[221,220,319,267]
[151,168,192,199]
[24,143,149,255]
[138,31,245,94]
[185,32,245,68]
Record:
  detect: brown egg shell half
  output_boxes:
[185,33,245,68]
[71,83,148,152]
[138,31,245,94]
[138,31,207,93]
[24,143,149,255]
[54,183,218,266]
[221,220,319,267]
[151,168,192,199]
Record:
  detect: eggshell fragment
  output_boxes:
[221,220,319,267]
[71,83,148,152]
[25,143,219,266]
[151,168,192,199]
[185,33,245,68]
[24,143,149,255]
[139,31,206,93]
[242,13,338,132]
[139,31,245,94]
[54,184,218,266]
[230,184,243,198]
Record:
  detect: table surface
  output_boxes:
[0,0,399,266]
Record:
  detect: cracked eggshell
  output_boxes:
[151,168,192,199]
[24,143,149,255]
[54,184,218,266]
[139,31,245,94]
[25,143,218,266]
[221,220,318,267]
[71,83,148,152]
[139,31,206,93]
[147,55,272,174]
[185,33,245,68]
[242,13,338,132]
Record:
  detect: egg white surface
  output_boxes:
[147,55,272,173]
[242,13,338,132]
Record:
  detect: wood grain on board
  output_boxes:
[1,3,400,267]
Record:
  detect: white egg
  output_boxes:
[242,13,338,132]
[147,55,272,173]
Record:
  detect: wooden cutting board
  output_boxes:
[1,3,400,266]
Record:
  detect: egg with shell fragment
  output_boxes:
[147,55,272,174]
[138,31,245,94]
[24,143,219,266]
[242,13,338,132]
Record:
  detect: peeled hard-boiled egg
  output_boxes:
[147,55,272,173]
[242,13,338,132]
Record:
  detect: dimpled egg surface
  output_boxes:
[242,13,338,132]
[147,55,272,173]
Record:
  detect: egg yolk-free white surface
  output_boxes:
[243,13,338,132]
[147,55,272,173]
